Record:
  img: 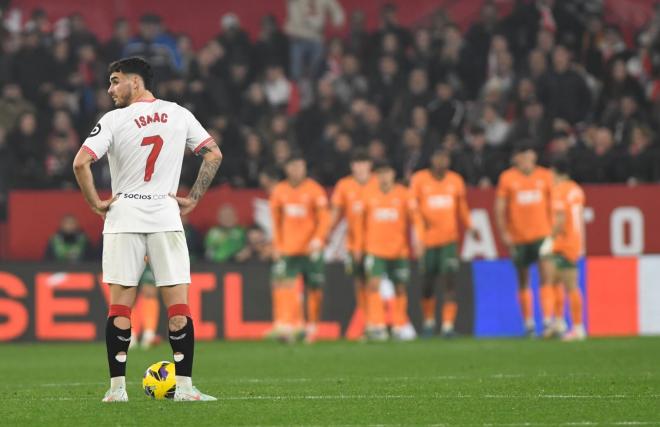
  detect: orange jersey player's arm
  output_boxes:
[312,185,331,245]
[329,181,346,233]
[353,196,367,257]
[269,186,285,254]
[407,191,425,248]
[494,173,510,245]
[552,190,567,237]
[408,174,427,231]
[545,170,555,231]
[456,177,473,230]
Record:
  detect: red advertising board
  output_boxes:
[6,185,660,261]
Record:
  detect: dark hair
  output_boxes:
[552,157,571,176]
[108,57,154,90]
[373,159,394,171]
[431,147,451,158]
[350,147,371,163]
[512,140,536,155]
[285,151,305,164]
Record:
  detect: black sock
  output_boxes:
[169,317,194,377]
[106,316,131,378]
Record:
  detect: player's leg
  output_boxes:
[138,262,160,349]
[139,283,160,349]
[149,231,215,401]
[420,247,438,337]
[101,233,145,402]
[439,243,460,338]
[364,255,387,341]
[538,239,557,336]
[560,259,586,341]
[303,254,325,343]
[553,282,567,335]
[268,256,301,342]
[390,259,414,341]
[512,244,534,336]
[349,254,368,337]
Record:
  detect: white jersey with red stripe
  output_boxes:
[82,98,212,234]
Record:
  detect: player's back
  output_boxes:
[410,169,467,245]
[553,180,585,260]
[332,175,377,252]
[497,166,553,244]
[363,184,412,258]
[83,99,212,234]
[271,178,327,255]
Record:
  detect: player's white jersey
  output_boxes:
[82,99,212,233]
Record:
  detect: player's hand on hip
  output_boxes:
[93,196,118,219]
[170,194,198,215]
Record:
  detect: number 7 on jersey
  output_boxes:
[141,135,163,182]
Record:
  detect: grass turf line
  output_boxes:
[0,338,659,426]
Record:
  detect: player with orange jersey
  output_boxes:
[269,154,330,342]
[550,158,586,341]
[410,149,474,338]
[354,161,424,341]
[330,149,376,335]
[494,143,555,337]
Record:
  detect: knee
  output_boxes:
[169,315,187,332]
[113,316,130,330]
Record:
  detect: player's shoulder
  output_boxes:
[96,108,120,126]
[165,100,191,113]
[498,167,516,183]
[535,166,553,179]
[447,170,465,184]
[305,178,325,191]
[394,183,410,195]
[335,175,353,190]
[271,181,288,195]
[568,180,585,199]
[410,168,430,183]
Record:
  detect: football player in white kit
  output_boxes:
[73,57,222,402]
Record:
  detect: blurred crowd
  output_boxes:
[2,0,660,222]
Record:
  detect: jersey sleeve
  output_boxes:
[313,184,331,243]
[81,112,114,161]
[184,109,214,154]
[406,189,425,244]
[409,173,421,200]
[456,176,473,229]
[330,180,345,208]
[495,172,509,199]
[269,186,284,251]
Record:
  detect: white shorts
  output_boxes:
[103,232,191,287]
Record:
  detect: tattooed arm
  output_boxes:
[171,141,223,215]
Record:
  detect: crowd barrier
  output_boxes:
[1,256,657,342]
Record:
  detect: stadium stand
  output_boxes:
[1,1,660,238]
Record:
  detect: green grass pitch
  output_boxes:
[1,338,659,426]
